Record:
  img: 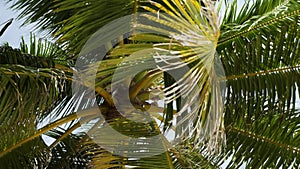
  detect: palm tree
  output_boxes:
[0,0,299,168]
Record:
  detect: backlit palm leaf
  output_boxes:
[136,0,225,152]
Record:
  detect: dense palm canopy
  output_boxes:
[0,0,300,168]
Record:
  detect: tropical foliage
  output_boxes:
[0,0,299,168]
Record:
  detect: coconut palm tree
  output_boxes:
[0,0,299,168]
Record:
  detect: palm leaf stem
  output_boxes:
[218,9,300,45]
[222,64,300,81]
[152,118,175,169]
[227,126,300,153]
[0,107,105,157]
[48,113,101,149]
[1,66,114,106]
[129,69,162,100]
[48,122,82,149]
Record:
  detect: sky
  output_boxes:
[0,0,41,48]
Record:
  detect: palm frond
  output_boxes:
[219,0,300,46]
[7,0,138,55]
[213,0,300,167]
[0,137,50,169]
[20,33,70,65]
[135,0,225,153]
[45,129,88,169]
[0,18,13,37]
[0,38,78,166]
